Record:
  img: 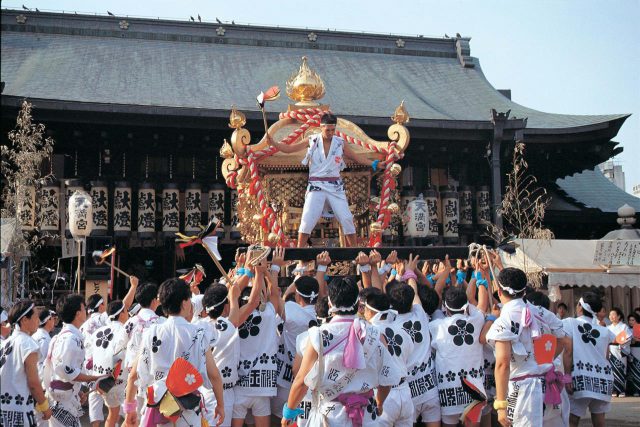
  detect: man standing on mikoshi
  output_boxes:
[267,112,381,247]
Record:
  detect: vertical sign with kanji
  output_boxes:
[85,279,109,304]
[17,184,36,231]
[442,192,459,239]
[208,185,226,226]
[459,188,473,226]
[39,183,60,233]
[475,187,491,225]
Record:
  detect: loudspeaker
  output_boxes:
[85,236,113,280]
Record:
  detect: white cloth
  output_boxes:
[294,331,313,427]
[80,312,107,340]
[371,315,415,426]
[88,320,128,408]
[123,307,163,370]
[429,304,486,417]
[277,302,317,388]
[32,328,51,378]
[304,315,402,427]
[563,316,615,402]
[486,299,554,427]
[0,330,39,427]
[299,134,355,235]
[236,303,279,397]
[392,304,438,408]
[45,323,86,425]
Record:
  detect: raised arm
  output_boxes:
[342,142,379,167]
[356,252,372,288]
[122,275,139,310]
[316,251,331,297]
[368,250,383,290]
[267,133,308,154]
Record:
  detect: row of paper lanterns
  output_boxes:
[17,180,239,237]
[402,186,491,239]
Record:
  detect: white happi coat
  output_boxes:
[563,316,615,402]
[303,134,347,179]
[295,331,313,427]
[32,327,51,377]
[87,320,128,407]
[371,313,416,426]
[45,323,86,427]
[429,304,486,417]
[392,304,439,408]
[137,315,210,426]
[304,315,402,427]
[80,312,107,341]
[236,302,279,396]
[486,299,554,427]
[529,305,570,427]
[0,330,39,427]
[123,307,163,370]
[277,302,317,388]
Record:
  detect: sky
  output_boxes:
[7,0,640,194]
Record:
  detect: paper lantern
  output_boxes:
[113,181,132,236]
[424,187,440,238]
[90,180,109,235]
[208,183,226,223]
[459,186,473,226]
[400,188,416,217]
[39,180,60,233]
[441,187,460,242]
[17,184,36,231]
[137,182,156,238]
[229,189,241,240]
[475,186,491,225]
[403,194,430,238]
[184,183,202,233]
[162,183,180,234]
[64,179,83,238]
[68,190,93,240]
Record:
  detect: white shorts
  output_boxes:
[270,385,290,417]
[232,394,271,419]
[377,386,414,427]
[442,413,462,425]
[569,396,611,418]
[414,394,441,423]
[88,390,105,422]
[299,188,356,235]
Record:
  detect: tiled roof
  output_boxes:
[0,10,629,130]
[556,168,640,213]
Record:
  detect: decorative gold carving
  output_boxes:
[229,106,246,129]
[328,261,353,276]
[286,57,326,106]
[231,128,250,157]
[391,100,410,124]
[370,222,383,233]
[220,140,234,158]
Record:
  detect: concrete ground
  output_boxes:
[578,396,640,426]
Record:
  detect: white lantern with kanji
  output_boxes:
[476,186,491,225]
[68,190,93,240]
[184,183,202,233]
[162,183,180,234]
[90,180,109,235]
[113,181,132,236]
[403,193,428,238]
[459,186,473,226]
[137,182,156,238]
[424,187,440,238]
[39,180,60,233]
[442,188,460,241]
[230,189,240,239]
[64,179,83,237]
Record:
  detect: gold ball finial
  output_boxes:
[286,56,326,106]
[267,232,280,244]
[252,213,264,223]
[370,222,383,234]
[391,100,410,124]
[387,203,400,214]
[389,163,402,177]
[229,105,246,129]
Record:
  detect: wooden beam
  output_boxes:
[276,246,469,261]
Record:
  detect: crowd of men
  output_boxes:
[1,247,637,427]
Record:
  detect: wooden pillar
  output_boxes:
[490,110,506,230]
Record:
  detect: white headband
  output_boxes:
[39,311,53,326]
[206,297,228,313]
[365,303,398,323]
[444,301,469,313]
[15,303,35,324]
[498,281,526,296]
[328,296,358,314]
[109,304,125,320]
[89,298,104,313]
[578,298,595,316]
[296,289,318,302]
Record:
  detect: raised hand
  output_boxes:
[271,247,286,267]
[316,251,331,266]
[355,251,369,266]
[368,249,382,266]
